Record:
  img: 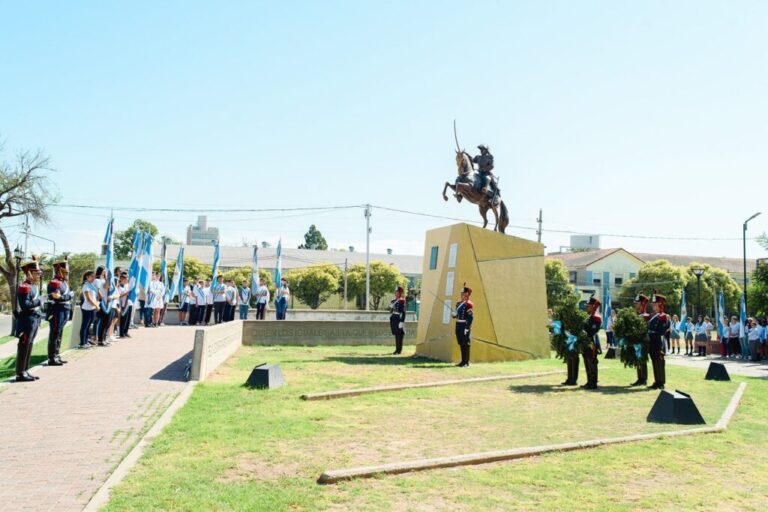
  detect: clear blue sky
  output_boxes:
[1,0,767,260]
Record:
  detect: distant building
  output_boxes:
[186,215,219,246]
[569,234,600,251]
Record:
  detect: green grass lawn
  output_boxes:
[0,324,70,380]
[104,346,768,512]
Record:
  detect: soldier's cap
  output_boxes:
[651,292,666,304]
[633,293,649,303]
[462,284,472,296]
[477,144,489,151]
[587,293,601,307]
[20,255,42,273]
[394,286,404,294]
[53,255,69,271]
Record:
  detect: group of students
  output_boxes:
[605,308,767,362]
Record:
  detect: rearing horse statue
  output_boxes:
[442,150,509,233]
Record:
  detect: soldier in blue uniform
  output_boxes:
[631,294,650,386]
[388,286,407,355]
[648,293,670,389]
[47,257,73,366]
[452,285,474,367]
[582,295,603,390]
[14,257,45,382]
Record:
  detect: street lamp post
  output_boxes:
[692,266,705,318]
[743,212,761,316]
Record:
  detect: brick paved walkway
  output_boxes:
[0,325,195,512]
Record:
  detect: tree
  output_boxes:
[748,260,768,317]
[682,262,741,318]
[0,143,59,323]
[298,224,328,250]
[115,219,159,259]
[153,256,209,282]
[618,260,686,314]
[64,252,98,293]
[346,261,409,310]
[545,259,575,310]
[285,263,341,309]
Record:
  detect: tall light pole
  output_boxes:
[692,266,705,318]
[364,204,371,311]
[743,212,761,316]
[11,245,24,336]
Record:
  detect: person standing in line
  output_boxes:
[149,272,165,327]
[747,317,761,362]
[581,295,602,390]
[186,280,197,325]
[118,272,134,339]
[108,266,123,339]
[211,275,227,324]
[178,277,190,326]
[275,277,290,320]
[194,280,207,325]
[225,280,237,322]
[693,315,707,356]
[452,285,474,367]
[388,286,407,355]
[728,315,740,358]
[255,278,269,320]
[669,314,680,355]
[46,258,73,366]
[92,266,106,342]
[683,316,695,356]
[14,258,45,382]
[720,317,731,358]
[96,276,117,346]
[648,293,670,389]
[204,279,214,325]
[238,280,251,320]
[79,271,99,349]
[758,317,767,360]
[605,309,617,349]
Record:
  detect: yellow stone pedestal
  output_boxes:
[415,223,550,363]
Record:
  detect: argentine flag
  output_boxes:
[167,247,184,302]
[274,238,282,285]
[739,292,747,338]
[127,231,143,306]
[103,218,115,294]
[718,291,726,338]
[602,291,612,329]
[250,246,259,294]
[210,240,220,283]
[160,243,169,301]
[679,289,687,333]
[138,233,154,293]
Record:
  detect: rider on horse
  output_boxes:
[472,144,499,204]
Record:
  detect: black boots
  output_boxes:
[562,354,579,385]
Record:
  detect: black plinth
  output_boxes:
[705,362,731,381]
[647,390,705,425]
[604,347,616,359]
[246,363,286,389]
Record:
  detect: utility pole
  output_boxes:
[23,214,30,257]
[343,258,348,311]
[365,204,371,311]
[536,208,543,244]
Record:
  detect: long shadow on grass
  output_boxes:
[324,355,450,368]
[510,384,652,395]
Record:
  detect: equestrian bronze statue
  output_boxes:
[443,145,510,234]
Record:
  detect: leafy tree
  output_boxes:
[345,261,409,310]
[153,256,210,282]
[545,259,575,310]
[682,263,741,318]
[748,261,768,317]
[298,224,328,250]
[285,263,341,309]
[115,219,159,259]
[0,142,59,329]
[618,260,686,314]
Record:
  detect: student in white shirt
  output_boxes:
[255,278,270,320]
[224,280,237,322]
[178,278,190,326]
[194,280,207,326]
[204,280,214,325]
[149,272,166,327]
[79,271,99,349]
[238,282,252,320]
[212,276,227,324]
[275,278,290,320]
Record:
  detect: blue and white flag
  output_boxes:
[210,240,220,284]
[718,291,726,338]
[160,241,169,301]
[739,292,747,338]
[103,218,115,294]
[274,238,282,285]
[679,289,687,333]
[127,231,143,306]
[602,291,612,329]
[167,246,184,302]
[138,233,154,293]
[250,246,259,294]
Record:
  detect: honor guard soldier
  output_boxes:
[631,294,650,386]
[14,256,45,382]
[452,285,474,367]
[47,257,73,366]
[388,286,407,355]
[582,295,602,389]
[648,292,670,389]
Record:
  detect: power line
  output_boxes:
[50,204,363,213]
